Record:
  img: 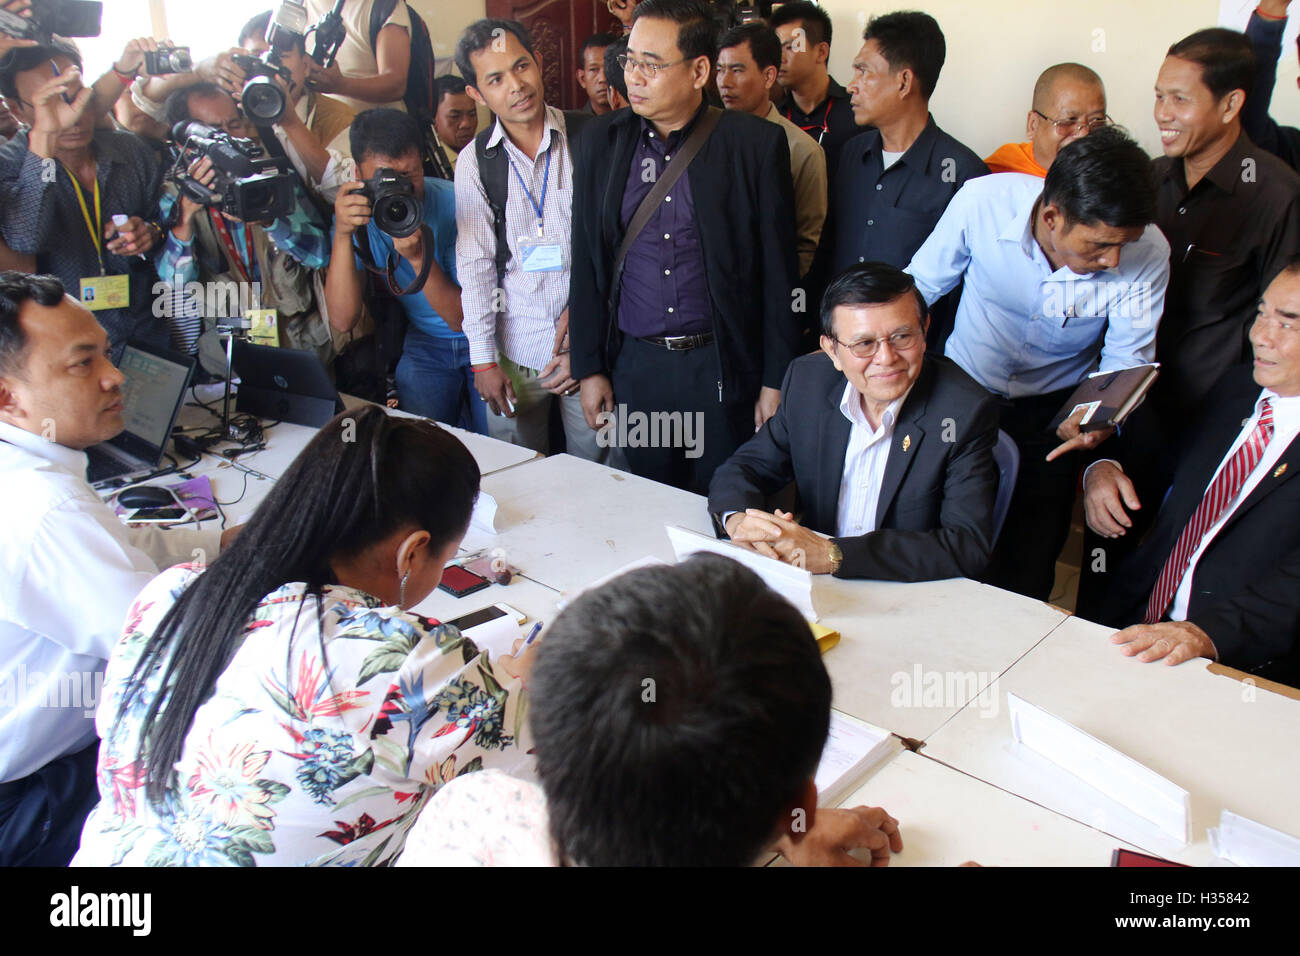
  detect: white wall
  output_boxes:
[819,0,1300,160]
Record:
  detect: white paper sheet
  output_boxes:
[665,525,818,620]
[1007,693,1191,844]
[814,711,900,808]
[469,492,499,534]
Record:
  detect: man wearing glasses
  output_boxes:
[708,262,999,583]
[1083,264,1300,685]
[570,0,799,494]
[986,63,1109,177]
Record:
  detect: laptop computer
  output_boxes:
[232,342,344,427]
[86,339,196,485]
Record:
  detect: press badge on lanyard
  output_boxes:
[511,150,562,272]
[66,166,129,310]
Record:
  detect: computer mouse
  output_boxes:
[117,485,177,509]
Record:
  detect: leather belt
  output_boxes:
[639,332,714,351]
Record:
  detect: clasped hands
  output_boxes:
[725,508,838,574]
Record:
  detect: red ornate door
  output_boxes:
[485,0,620,109]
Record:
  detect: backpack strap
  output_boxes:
[368,0,399,54]
[474,124,511,296]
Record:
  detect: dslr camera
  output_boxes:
[0,0,101,45]
[169,121,296,223]
[232,1,347,124]
[144,44,192,75]
[357,169,422,238]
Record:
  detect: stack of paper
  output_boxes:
[814,711,901,808]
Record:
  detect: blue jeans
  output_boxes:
[395,329,488,434]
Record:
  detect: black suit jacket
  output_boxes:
[568,103,801,402]
[708,352,1000,581]
[1098,365,1300,681]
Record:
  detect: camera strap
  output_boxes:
[353,223,436,297]
[210,212,257,284]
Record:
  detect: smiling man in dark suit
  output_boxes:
[708,262,999,582]
[1086,264,1300,684]
[569,0,800,495]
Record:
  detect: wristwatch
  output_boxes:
[826,539,843,575]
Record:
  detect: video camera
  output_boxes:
[169,121,296,223]
[0,0,101,45]
[357,168,422,238]
[230,1,346,125]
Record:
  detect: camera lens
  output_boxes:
[171,50,193,72]
[241,76,286,123]
[374,194,421,238]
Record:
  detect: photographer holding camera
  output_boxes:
[0,35,169,357]
[132,20,358,205]
[302,0,412,114]
[325,108,485,431]
[155,83,330,356]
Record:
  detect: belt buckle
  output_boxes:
[662,335,692,351]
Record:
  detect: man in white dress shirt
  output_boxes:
[0,273,226,865]
[905,126,1171,600]
[1085,264,1300,683]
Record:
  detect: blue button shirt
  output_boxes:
[349,177,460,339]
[906,173,1171,399]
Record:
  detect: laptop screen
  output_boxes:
[114,343,194,455]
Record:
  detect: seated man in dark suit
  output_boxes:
[1084,264,1300,684]
[708,262,1000,582]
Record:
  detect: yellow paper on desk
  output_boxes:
[810,621,839,654]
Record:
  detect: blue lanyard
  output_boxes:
[508,148,550,237]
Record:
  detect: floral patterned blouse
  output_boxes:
[73,565,528,867]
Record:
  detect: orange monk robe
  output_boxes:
[985,141,1047,178]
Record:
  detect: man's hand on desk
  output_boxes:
[219,524,244,551]
[726,509,838,573]
[776,805,903,867]
[1045,405,1115,462]
[1110,620,1217,666]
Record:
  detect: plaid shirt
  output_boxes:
[0,128,167,353]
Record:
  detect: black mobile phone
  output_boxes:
[448,605,508,631]
[127,506,188,522]
[438,564,492,598]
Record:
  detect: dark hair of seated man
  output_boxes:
[529,552,832,866]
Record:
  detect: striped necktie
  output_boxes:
[1143,399,1274,624]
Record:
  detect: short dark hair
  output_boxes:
[717,22,781,73]
[863,11,946,101]
[820,262,928,338]
[433,74,468,109]
[769,0,832,48]
[579,31,618,67]
[163,82,230,134]
[604,37,629,102]
[238,10,272,47]
[530,553,832,866]
[0,39,82,103]
[631,0,720,62]
[454,18,536,90]
[349,107,424,164]
[1167,27,1256,103]
[1042,125,1156,229]
[0,272,67,378]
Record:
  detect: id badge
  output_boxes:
[518,236,563,273]
[79,274,130,311]
[245,309,279,347]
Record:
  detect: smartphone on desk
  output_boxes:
[126,506,189,523]
[448,604,527,631]
[439,564,492,598]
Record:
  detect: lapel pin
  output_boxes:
[902,435,912,453]
[1275,463,1288,478]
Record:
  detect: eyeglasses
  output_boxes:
[617,53,686,78]
[1032,110,1112,136]
[832,329,921,359]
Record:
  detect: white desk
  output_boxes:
[922,614,1300,865]
[815,576,1067,740]
[833,751,1142,867]
[463,453,716,595]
